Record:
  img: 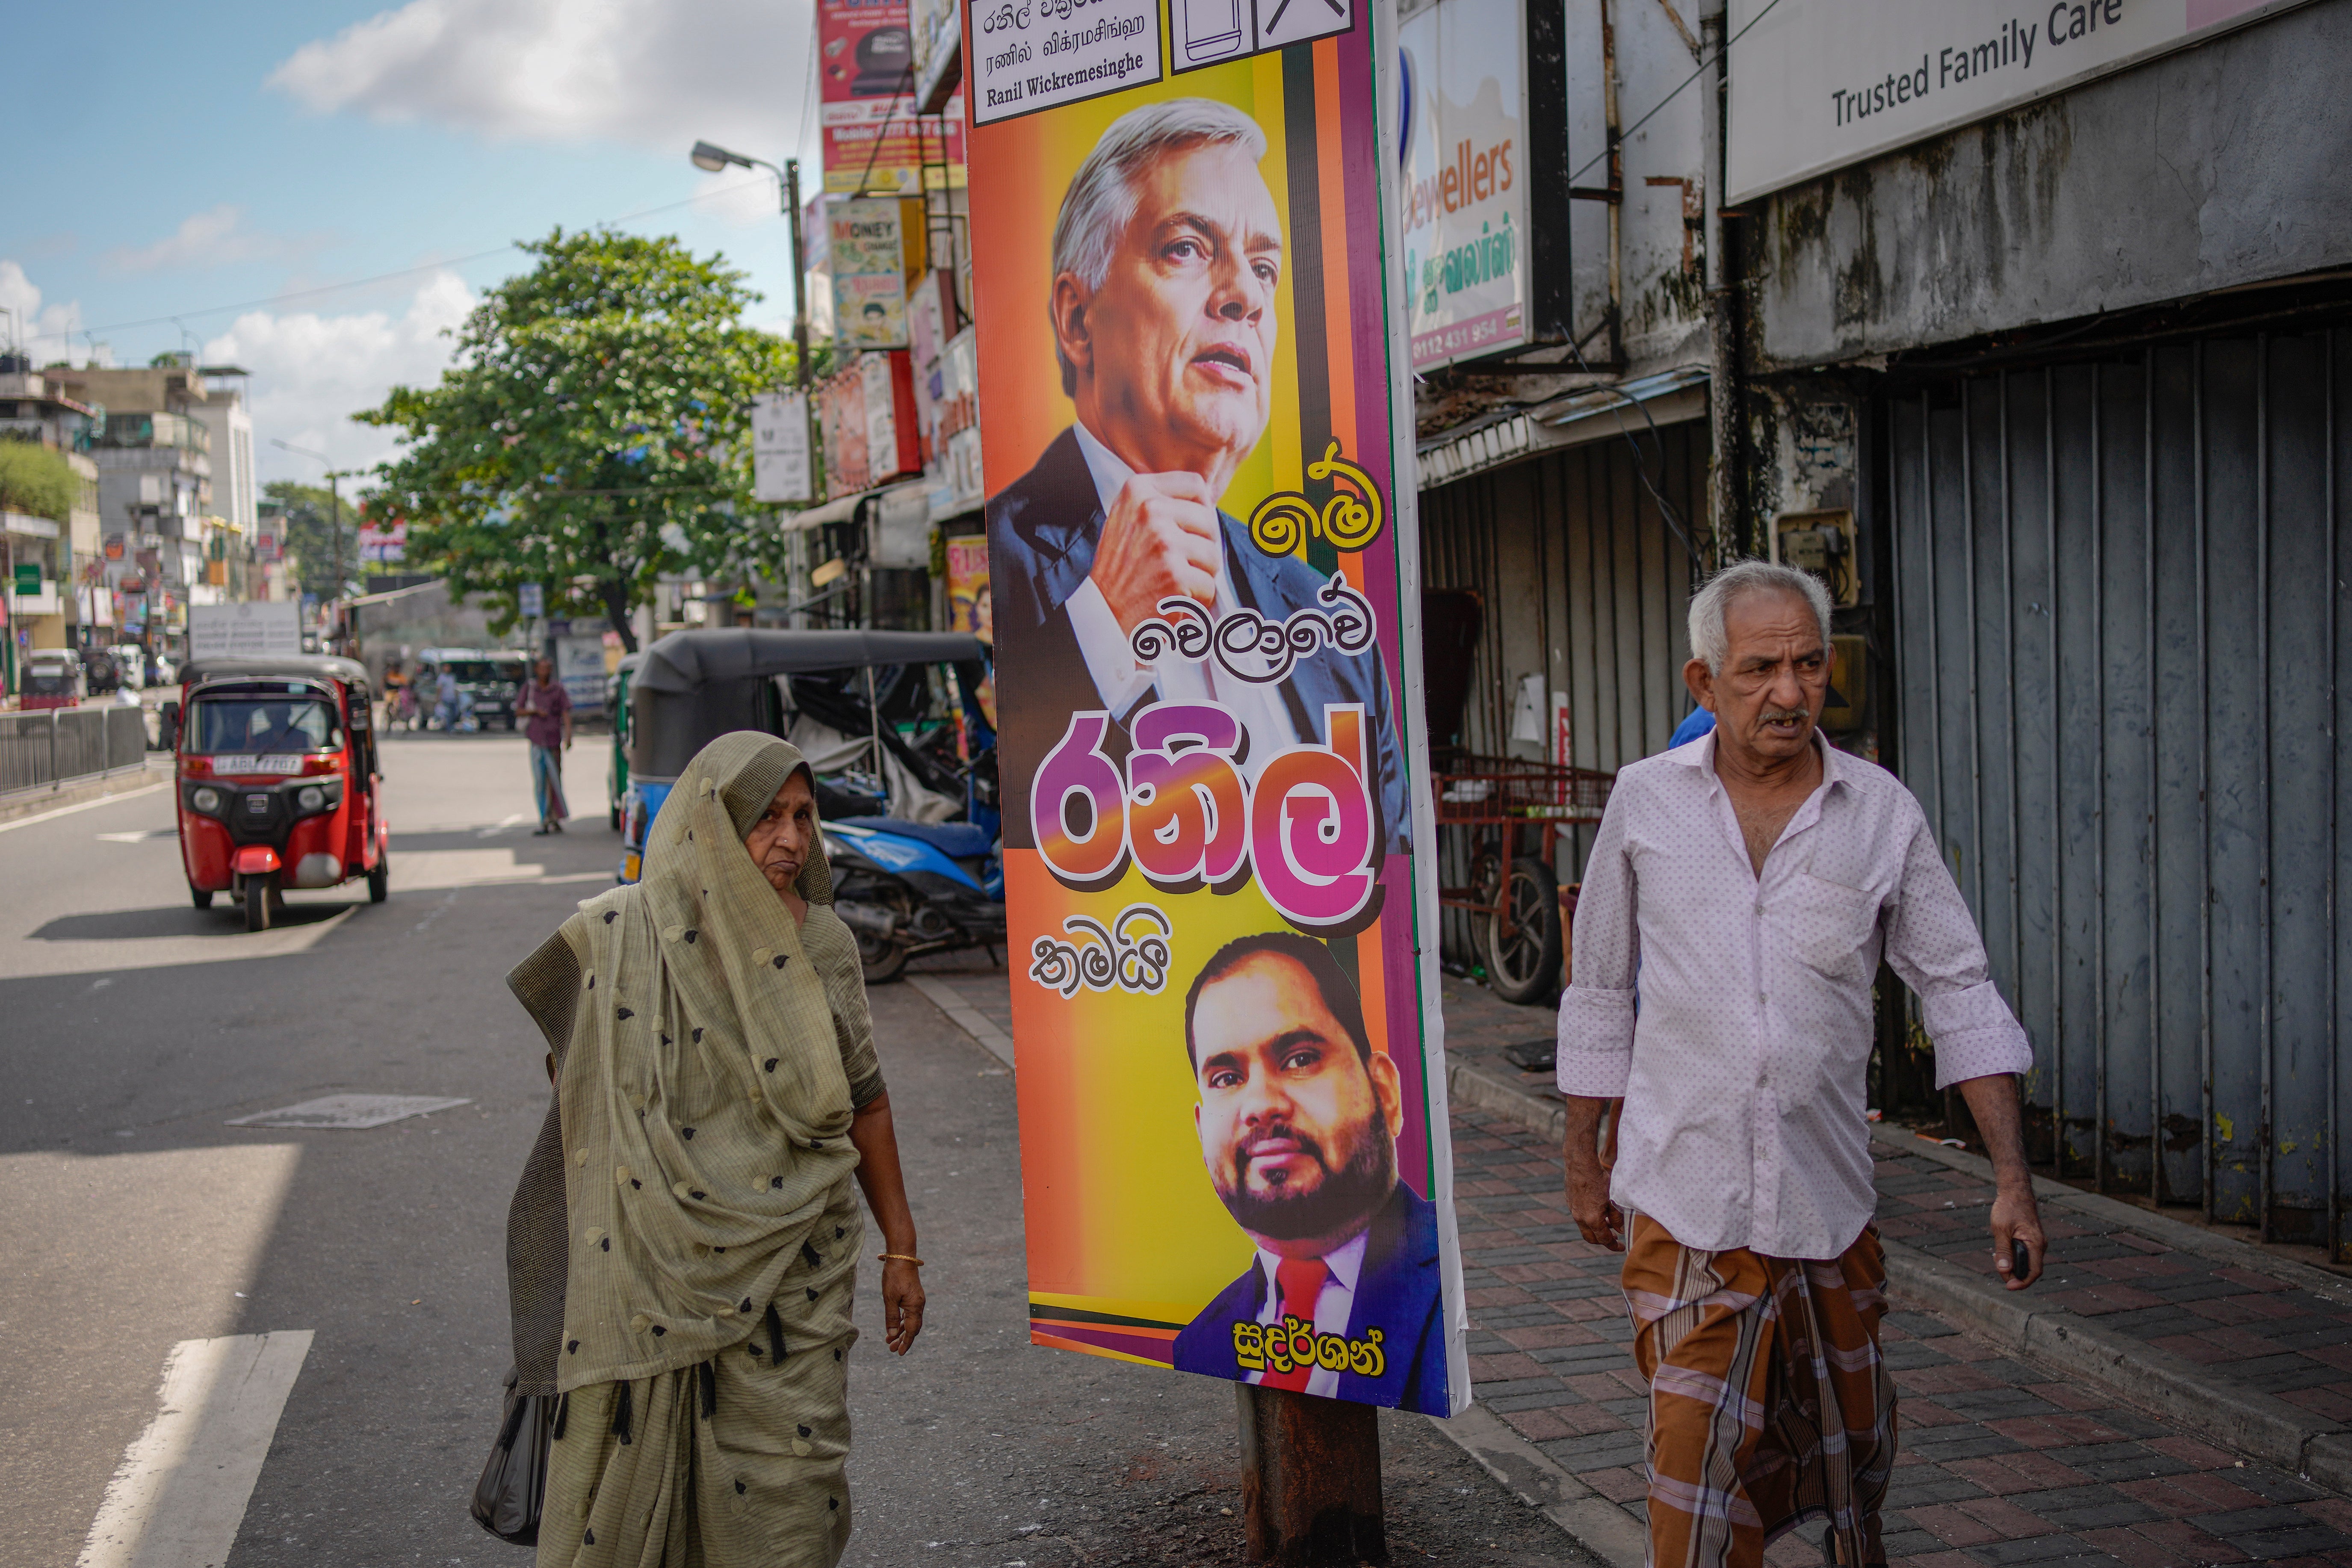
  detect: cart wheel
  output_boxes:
[190,885,213,909]
[369,850,390,904]
[242,874,276,933]
[1486,856,1562,1005]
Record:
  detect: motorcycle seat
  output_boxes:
[833,816,997,860]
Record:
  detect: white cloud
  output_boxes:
[0,261,85,359]
[202,271,479,487]
[268,0,820,167]
[104,206,309,275]
[688,166,785,229]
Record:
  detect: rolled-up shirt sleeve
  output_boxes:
[1556,797,1638,1098]
[1883,814,2034,1088]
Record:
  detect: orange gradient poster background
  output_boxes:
[962,0,1467,1414]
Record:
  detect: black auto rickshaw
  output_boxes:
[170,655,390,931]
[618,629,997,980]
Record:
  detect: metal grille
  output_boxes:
[1884,330,2349,1256]
[1418,421,1707,960]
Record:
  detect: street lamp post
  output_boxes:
[272,440,357,641]
[691,142,813,392]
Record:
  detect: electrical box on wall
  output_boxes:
[1820,635,1868,732]
[1770,508,1859,608]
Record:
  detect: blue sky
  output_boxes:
[0,0,823,488]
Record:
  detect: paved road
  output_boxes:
[0,732,1586,1567]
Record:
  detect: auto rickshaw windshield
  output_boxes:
[189,696,341,754]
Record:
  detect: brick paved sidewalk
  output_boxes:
[901,963,2352,1564]
[1452,1105,2352,1568]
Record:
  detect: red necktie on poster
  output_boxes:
[1260,1258,1331,1392]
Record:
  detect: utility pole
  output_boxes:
[786,157,812,393]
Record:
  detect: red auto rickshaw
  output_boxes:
[172,655,390,931]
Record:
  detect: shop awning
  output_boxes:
[1415,366,1710,490]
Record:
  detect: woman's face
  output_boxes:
[744,770,819,898]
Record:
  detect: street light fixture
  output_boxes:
[687,141,813,393]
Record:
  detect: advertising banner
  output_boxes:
[1727,0,2298,203]
[188,600,301,660]
[966,0,1468,1413]
[751,390,816,504]
[1399,0,1527,370]
[358,520,407,563]
[816,366,874,496]
[828,198,916,352]
[819,0,968,193]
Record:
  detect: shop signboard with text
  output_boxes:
[1398,0,1528,370]
[1727,0,2300,202]
[963,0,1469,1413]
[820,0,968,193]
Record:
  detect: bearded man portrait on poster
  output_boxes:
[983,96,1410,855]
[1168,933,1447,1412]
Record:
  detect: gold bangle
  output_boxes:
[876,1252,925,1266]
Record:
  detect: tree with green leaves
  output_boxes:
[0,440,81,522]
[360,228,797,650]
[260,479,355,599]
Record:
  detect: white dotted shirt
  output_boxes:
[1556,730,2031,1260]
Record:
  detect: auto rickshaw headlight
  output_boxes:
[298,785,326,812]
[192,787,221,814]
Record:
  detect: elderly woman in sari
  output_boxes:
[503,732,925,1566]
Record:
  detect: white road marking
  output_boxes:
[95,829,176,843]
[226,1093,470,1129]
[476,812,528,839]
[76,1330,314,1568]
[0,782,169,834]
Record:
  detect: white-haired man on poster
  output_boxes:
[1557,559,2047,1568]
[984,96,1408,855]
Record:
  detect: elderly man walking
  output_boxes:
[516,656,572,835]
[1557,560,2046,1568]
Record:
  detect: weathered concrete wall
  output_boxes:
[1753,0,2352,368]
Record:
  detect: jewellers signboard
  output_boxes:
[1399,0,1527,370]
[1727,0,2305,204]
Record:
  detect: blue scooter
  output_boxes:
[819,747,1004,983]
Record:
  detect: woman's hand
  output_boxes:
[879,1258,926,1354]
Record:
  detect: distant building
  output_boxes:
[0,351,103,654]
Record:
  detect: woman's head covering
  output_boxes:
[529,730,862,1391]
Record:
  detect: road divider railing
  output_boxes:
[0,704,154,799]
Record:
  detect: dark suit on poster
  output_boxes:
[1169,1183,1449,1414]
[986,426,1410,854]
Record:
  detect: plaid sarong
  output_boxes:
[1622,1214,1895,1568]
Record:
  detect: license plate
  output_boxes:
[622,852,641,883]
[210,754,304,775]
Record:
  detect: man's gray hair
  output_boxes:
[1687,559,1835,676]
[1049,98,1268,396]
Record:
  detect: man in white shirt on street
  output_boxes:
[1557,559,2046,1568]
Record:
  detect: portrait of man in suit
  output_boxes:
[1168,933,1447,1412]
[985,97,1409,855]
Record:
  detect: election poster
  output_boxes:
[963,0,1468,1413]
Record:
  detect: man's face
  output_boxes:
[1191,954,1402,1251]
[1058,139,1281,481]
[535,659,553,683]
[1687,587,1829,766]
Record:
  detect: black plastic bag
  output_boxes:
[470,1368,561,1545]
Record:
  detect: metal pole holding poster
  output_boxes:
[959,0,1466,1552]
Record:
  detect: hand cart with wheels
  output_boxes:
[1432,753,1613,1004]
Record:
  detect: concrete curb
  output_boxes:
[1869,1125,2352,1307]
[902,974,1016,1068]
[0,761,172,826]
[1879,1237,2349,1486]
[1449,1059,1565,1144]
[1429,1405,1648,1568]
